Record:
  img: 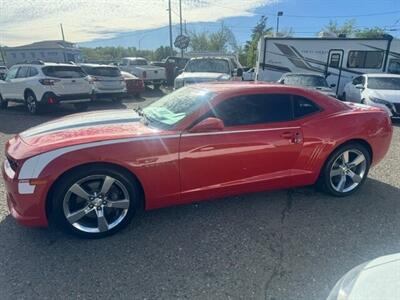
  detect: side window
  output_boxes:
[293,96,320,119]
[16,66,29,78]
[29,67,38,77]
[347,51,384,69]
[211,94,293,127]
[5,67,19,80]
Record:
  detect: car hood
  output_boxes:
[177,72,231,81]
[367,89,400,103]
[16,110,163,155]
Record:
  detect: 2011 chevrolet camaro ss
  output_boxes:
[2,83,393,238]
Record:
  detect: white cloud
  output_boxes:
[0,0,276,46]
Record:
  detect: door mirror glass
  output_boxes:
[189,117,224,133]
[355,84,364,90]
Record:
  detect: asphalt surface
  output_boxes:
[0,90,399,300]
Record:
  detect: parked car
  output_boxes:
[2,82,392,238]
[174,57,243,89]
[121,71,145,97]
[242,67,256,81]
[151,56,189,86]
[0,65,8,79]
[343,73,400,118]
[118,57,166,88]
[278,73,337,98]
[327,253,400,300]
[0,62,92,114]
[79,64,126,102]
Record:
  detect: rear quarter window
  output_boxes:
[42,66,86,78]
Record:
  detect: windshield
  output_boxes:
[283,75,329,87]
[185,59,230,74]
[142,87,215,128]
[367,77,400,90]
[81,66,120,77]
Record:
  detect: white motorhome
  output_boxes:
[255,35,400,97]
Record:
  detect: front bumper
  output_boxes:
[2,161,49,227]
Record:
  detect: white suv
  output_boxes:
[0,62,92,114]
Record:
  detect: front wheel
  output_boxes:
[51,166,140,238]
[318,143,371,197]
[26,93,40,115]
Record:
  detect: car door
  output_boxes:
[13,66,30,100]
[1,66,20,99]
[179,93,303,204]
[348,76,363,102]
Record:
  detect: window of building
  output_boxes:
[20,52,26,59]
[347,51,384,69]
[30,52,36,59]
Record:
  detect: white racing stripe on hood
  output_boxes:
[21,110,141,138]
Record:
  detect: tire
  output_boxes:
[50,165,141,238]
[25,92,40,115]
[74,103,88,112]
[0,94,7,109]
[317,143,371,197]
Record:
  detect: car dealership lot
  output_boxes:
[0,92,399,300]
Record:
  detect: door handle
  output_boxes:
[281,131,302,144]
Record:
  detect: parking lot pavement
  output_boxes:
[0,91,399,300]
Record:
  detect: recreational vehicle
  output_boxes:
[255,36,400,97]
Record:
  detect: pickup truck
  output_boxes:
[119,57,166,88]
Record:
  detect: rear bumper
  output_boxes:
[143,79,166,85]
[2,161,48,227]
[41,92,92,104]
[92,91,126,100]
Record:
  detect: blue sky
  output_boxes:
[1,0,399,48]
[80,0,400,49]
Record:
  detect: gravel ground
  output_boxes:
[0,92,399,300]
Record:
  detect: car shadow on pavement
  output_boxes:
[0,178,399,300]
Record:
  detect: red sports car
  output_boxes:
[2,83,393,238]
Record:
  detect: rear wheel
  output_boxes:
[26,92,40,115]
[0,94,7,109]
[318,143,371,197]
[51,166,140,238]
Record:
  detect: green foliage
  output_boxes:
[243,16,273,67]
[80,46,176,63]
[322,19,387,38]
[189,24,238,53]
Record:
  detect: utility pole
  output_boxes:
[179,0,183,58]
[168,0,173,56]
[276,11,283,37]
[60,23,65,41]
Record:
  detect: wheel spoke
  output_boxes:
[342,151,349,163]
[348,154,365,169]
[348,170,362,183]
[100,176,115,194]
[67,206,92,223]
[337,175,347,192]
[107,199,129,209]
[330,168,342,177]
[96,208,109,232]
[70,183,90,200]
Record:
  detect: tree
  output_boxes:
[188,24,238,53]
[243,16,273,67]
[355,27,386,38]
[323,19,356,37]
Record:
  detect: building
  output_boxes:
[1,40,82,67]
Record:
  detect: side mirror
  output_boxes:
[355,84,364,90]
[236,68,243,77]
[330,83,336,88]
[189,117,224,133]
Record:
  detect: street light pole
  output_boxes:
[168,0,173,56]
[276,11,283,37]
[179,0,183,58]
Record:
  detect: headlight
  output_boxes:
[369,97,392,106]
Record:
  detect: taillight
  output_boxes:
[142,71,147,79]
[39,79,60,85]
[6,154,18,171]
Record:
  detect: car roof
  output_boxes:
[80,63,118,68]
[364,73,400,78]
